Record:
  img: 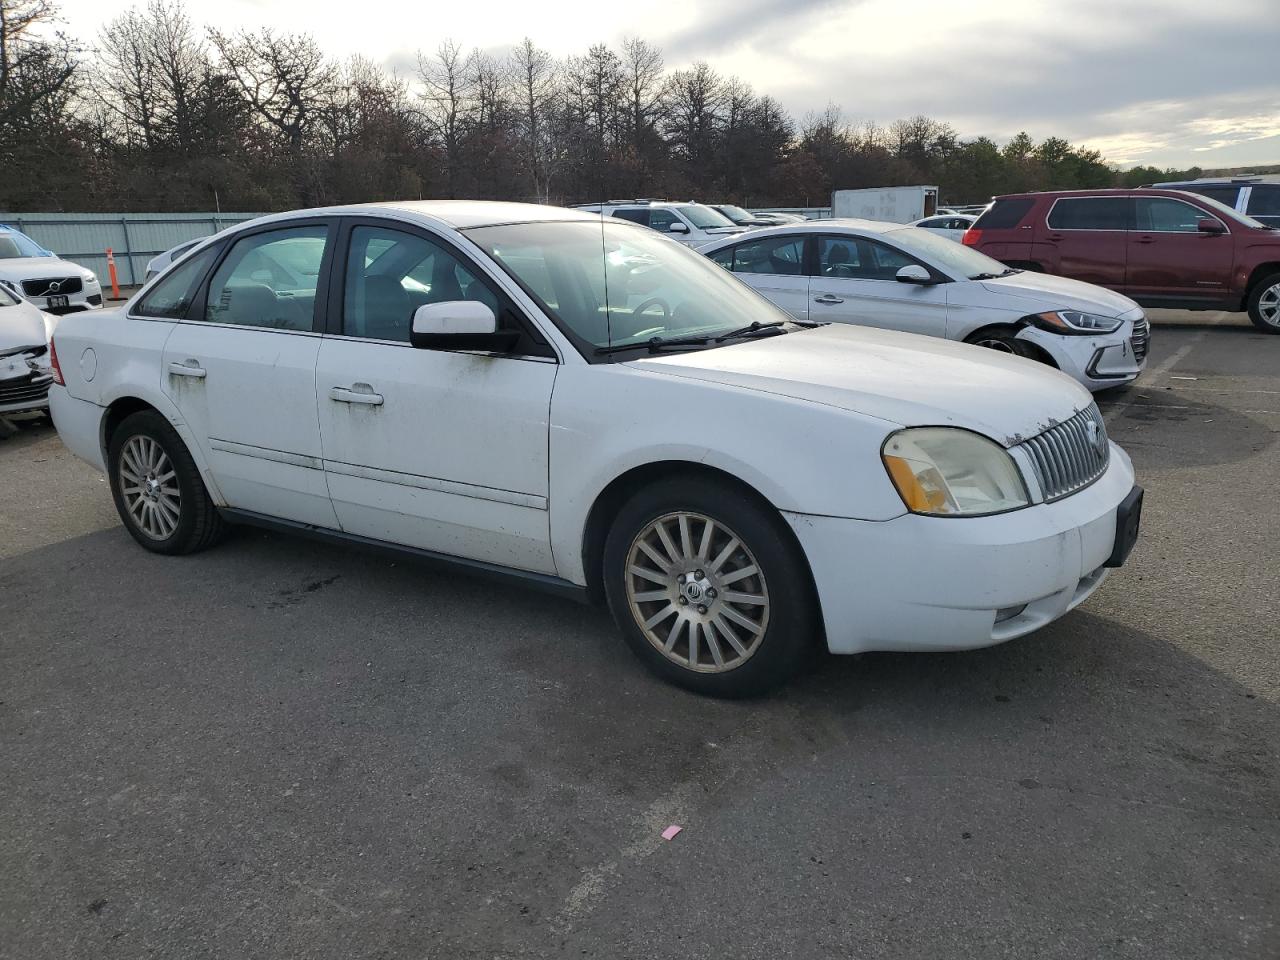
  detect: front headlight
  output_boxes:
[1031,310,1123,335]
[82,270,99,285]
[882,427,1030,516]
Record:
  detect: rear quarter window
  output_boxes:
[972,199,1034,230]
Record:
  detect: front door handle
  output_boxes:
[168,360,206,379]
[1134,235,1156,244]
[329,384,384,406]
[813,294,845,305]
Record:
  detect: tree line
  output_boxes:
[1,0,1216,213]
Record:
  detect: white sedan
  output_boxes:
[699,219,1149,392]
[48,202,1142,697]
[911,213,978,241]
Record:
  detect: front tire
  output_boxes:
[1247,272,1280,333]
[107,410,224,554]
[966,328,1039,359]
[602,476,819,698]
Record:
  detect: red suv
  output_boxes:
[963,188,1280,332]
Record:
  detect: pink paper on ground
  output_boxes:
[662,825,683,841]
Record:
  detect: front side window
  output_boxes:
[818,236,915,280]
[1047,197,1132,230]
[1135,198,1214,233]
[343,225,500,343]
[466,220,791,357]
[204,226,328,331]
[647,208,681,232]
[727,235,805,276]
[134,246,220,319]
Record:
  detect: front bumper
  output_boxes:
[0,354,53,415]
[785,447,1138,655]
[1017,320,1147,392]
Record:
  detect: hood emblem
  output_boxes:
[46,280,61,293]
[1084,419,1105,455]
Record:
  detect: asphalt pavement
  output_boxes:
[1,310,1277,959]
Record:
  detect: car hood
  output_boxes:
[0,301,55,354]
[626,323,1094,447]
[0,256,71,281]
[978,271,1140,318]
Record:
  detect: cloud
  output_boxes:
[663,0,862,59]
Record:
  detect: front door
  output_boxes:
[315,221,558,574]
[1126,196,1235,302]
[706,233,809,321]
[808,235,949,337]
[160,221,338,527]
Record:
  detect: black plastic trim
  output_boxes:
[218,508,591,604]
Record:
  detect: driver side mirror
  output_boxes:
[895,264,936,285]
[667,221,690,234]
[1197,218,1226,235]
[410,301,519,352]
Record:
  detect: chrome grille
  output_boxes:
[1018,404,1110,502]
[1130,316,1149,362]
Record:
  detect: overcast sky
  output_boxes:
[60,0,1280,169]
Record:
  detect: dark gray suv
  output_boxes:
[1154,177,1280,228]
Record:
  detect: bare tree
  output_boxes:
[509,37,555,199]
[417,39,472,197]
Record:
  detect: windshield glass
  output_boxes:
[717,205,754,223]
[676,204,737,229]
[883,225,1013,279]
[0,230,51,259]
[466,220,791,357]
[1182,192,1267,229]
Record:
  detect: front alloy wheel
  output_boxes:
[603,476,817,697]
[1250,275,1280,332]
[625,512,770,673]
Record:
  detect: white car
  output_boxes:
[699,219,1148,392]
[0,282,58,419]
[911,213,978,242]
[48,201,1142,697]
[0,225,103,314]
[145,238,202,283]
[573,200,746,246]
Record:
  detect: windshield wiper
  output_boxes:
[969,268,1021,280]
[594,334,714,356]
[713,320,788,343]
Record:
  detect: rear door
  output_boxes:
[1126,196,1234,301]
[706,234,809,320]
[808,234,949,337]
[161,220,338,527]
[1037,196,1131,289]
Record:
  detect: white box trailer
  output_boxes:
[831,186,939,223]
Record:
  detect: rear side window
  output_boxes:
[972,199,1033,230]
[134,246,219,319]
[1046,197,1132,230]
[611,209,649,226]
[1247,186,1280,218]
[1182,186,1241,208]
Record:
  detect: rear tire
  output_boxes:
[107,410,224,554]
[1247,272,1280,332]
[602,475,819,698]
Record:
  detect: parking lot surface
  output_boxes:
[2,311,1277,958]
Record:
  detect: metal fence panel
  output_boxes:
[0,212,266,286]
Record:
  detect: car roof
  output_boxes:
[990,187,1213,201]
[239,200,602,231]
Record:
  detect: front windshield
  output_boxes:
[0,230,51,259]
[717,205,754,223]
[466,219,791,357]
[884,225,1013,279]
[1182,192,1267,229]
[677,204,737,229]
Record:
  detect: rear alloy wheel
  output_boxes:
[1247,272,1280,333]
[603,476,817,697]
[108,409,224,554]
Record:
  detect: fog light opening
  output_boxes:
[995,604,1027,624]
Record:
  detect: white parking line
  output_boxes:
[1103,311,1231,422]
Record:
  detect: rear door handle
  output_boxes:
[329,384,384,406]
[1134,235,1156,244]
[1044,234,1063,243]
[813,295,845,305]
[168,360,206,379]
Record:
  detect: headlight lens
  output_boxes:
[82,270,98,284]
[882,428,1030,516]
[1031,310,1123,335]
